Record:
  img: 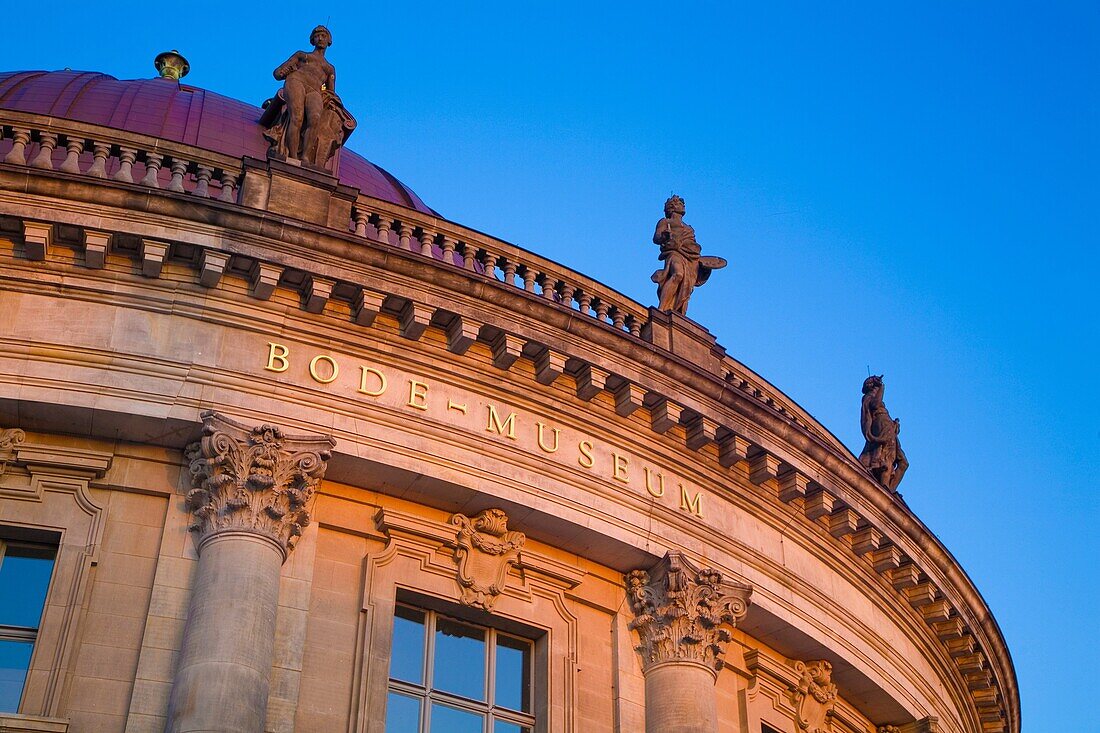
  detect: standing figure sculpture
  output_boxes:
[259,25,356,170]
[651,195,727,315]
[859,375,909,491]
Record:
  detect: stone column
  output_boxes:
[166,411,334,733]
[625,552,753,733]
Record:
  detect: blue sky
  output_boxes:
[6,2,1097,729]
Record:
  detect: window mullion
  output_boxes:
[423,611,435,733]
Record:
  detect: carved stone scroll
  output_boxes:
[790,660,837,733]
[450,509,526,609]
[625,551,753,674]
[0,428,26,475]
[184,411,335,559]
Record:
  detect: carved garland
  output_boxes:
[625,551,753,673]
[185,411,335,557]
[450,508,525,610]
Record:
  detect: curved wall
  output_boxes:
[0,101,1016,733]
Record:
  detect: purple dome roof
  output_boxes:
[0,70,434,214]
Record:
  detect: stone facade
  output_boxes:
[0,62,1016,733]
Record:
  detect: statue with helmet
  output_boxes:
[260,25,356,170]
[859,375,909,491]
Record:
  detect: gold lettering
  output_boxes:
[644,467,665,497]
[448,401,468,414]
[486,404,517,439]
[407,380,429,410]
[265,342,290,373]
[308,354,339,384]
[357,366,387,396]
[536,422,560,453]
[578,440,595,469]
[612,452,630,483]
[679,484,703,516]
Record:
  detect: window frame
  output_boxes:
[386,603,537,733]
[0,537,58,714]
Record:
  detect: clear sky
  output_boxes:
[5,1,1097,729]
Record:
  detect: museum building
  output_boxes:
[0,38,1017,733]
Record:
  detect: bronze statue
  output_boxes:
[259,26,356,169]
[859,375,908,491]
[651,195,726,315]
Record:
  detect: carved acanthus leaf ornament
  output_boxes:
[625,551,753,673]
[0,428,26,475]
[185,411,335,558]
[451,509,526,610]
[790,660,838,733]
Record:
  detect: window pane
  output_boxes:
[430,703,483,733]
[0,544,56,628]
[384,691,421,733]
[494,722,530,733]
[390,606,426,684]
[0,639,33,713]
[494,635,530,713]
[433,617,485,701]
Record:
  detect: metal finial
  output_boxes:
[154,50,190,81]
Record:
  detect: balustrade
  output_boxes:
[0,115,242,203]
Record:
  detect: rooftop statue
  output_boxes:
[259,25,356,170]
[859,375,908,491]
[651,195,727,315]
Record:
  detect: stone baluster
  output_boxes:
[140,152,163,187]
[478,250,497,278]
[218,171,238,202]
[539,275,558,300]
[441,236,457,265]
[612,308,627,331]
[577,291,592,316]
[113,147,137,182]
[461,243,477,271]
[419,231,435,257]
[625,552,753,733]
[193,165,213,197]
[560,283,576,309]
[628,316,643,337]
[520,266,537,293]
[3,128,31,165]
[59,137,85,174]
[398,222,413,251]
[375,215,392,245]
[166,411,335,733]
[351,209,368,237]
[30,132,58,169]
[595,300,610,324]
[86,142,111,178]
[167,158,188,192]
[502,259,518,288]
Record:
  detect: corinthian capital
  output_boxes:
[625,551,752,674]
[185,411,335,559]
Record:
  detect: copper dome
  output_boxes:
[0,70,434,214]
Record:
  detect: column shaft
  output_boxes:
[166,533,283,733]
[644,661,719,733]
